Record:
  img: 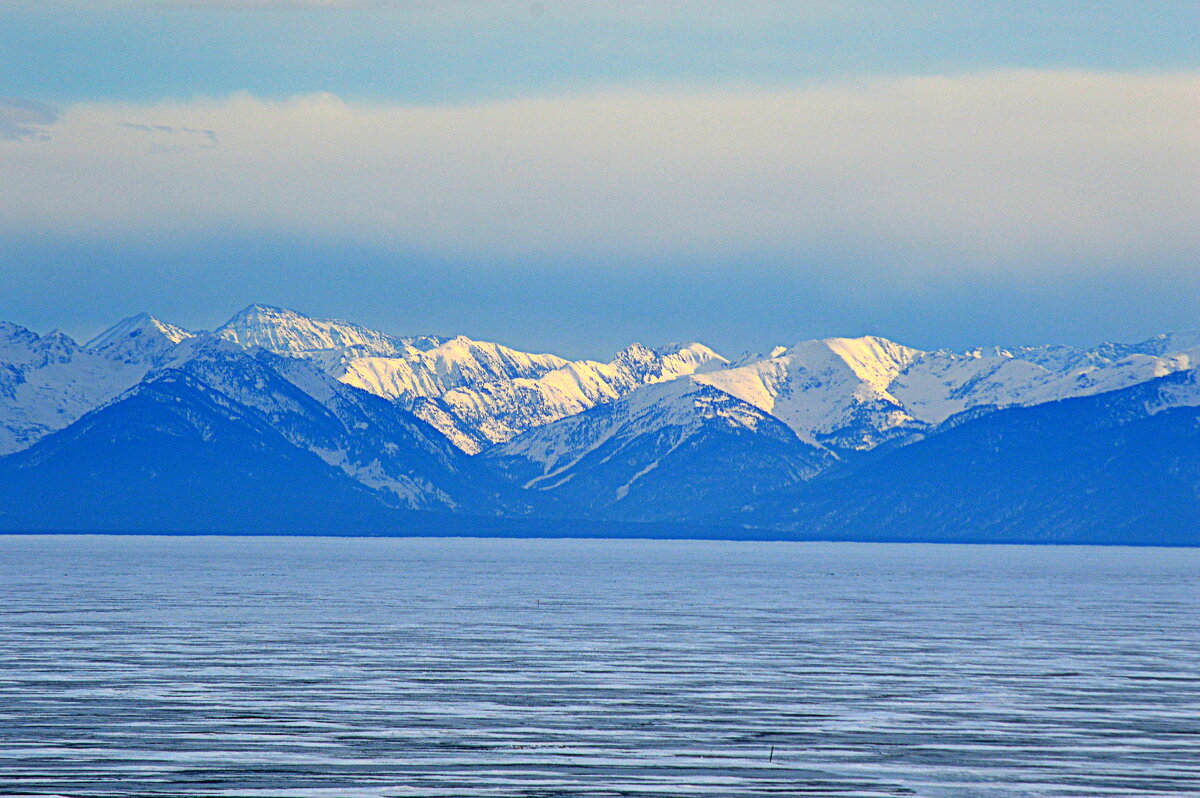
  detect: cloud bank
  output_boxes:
[2,71,1197,275]
[0,97,58,141]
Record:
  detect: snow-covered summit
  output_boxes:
[695,336,922,450]
[0,322,80,369]
[613,342,728,378]
[696,332,1200,452]
[0,322,153,455]
[1127,330,1200,358]
[338,339,730,452]
[336,335,569,401]
[85,312,194,364]
[215,304,411,357]
[8,305,1200,471]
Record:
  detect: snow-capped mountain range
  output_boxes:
[0,316,171,455]
[3,303,1200,542]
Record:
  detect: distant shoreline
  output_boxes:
[2,529,1195,548]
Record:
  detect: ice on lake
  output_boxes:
[1,535,1197,797]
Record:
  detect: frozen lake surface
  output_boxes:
[0,535,1197,797]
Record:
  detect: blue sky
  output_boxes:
[2,1,1198,357]
[6,2,1199,104]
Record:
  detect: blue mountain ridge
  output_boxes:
[485,378,831,522]
[3,308,1200,544]
[0,370,398,533]
[738,369,1200,545]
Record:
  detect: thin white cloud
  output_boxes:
[0,97,58,141]
[1,71,1197,274]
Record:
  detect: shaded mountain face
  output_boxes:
[741,369,1200,545]
[485,378,830,522]
[0,319,177,455]
[0,335,538,531]
[0,371,401,533]
[150,338,516,512]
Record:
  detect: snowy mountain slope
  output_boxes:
[696,333,1200,453]
[439,342,730,448]
[739,367,1200,545]
[1,305,730,462]
[209,304,729,452]
[888,344,1200,425]
[0,370,403,533]
[336,335,570,406]
[8,302,1200,484]
[215,303,444,358]
[338,340,728,452]
[333,335,575,451]
[694,336,927,451]
[352,338,729,451]
[9,303,1200,539]
[0,320,178,455]
[154,337,511,510]
[210,304,576,450]
[485,377,829,521]
[85,312,194,363]
[1119,330,1200,359]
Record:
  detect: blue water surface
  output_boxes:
[0,536,1197,797]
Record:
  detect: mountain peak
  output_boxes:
[229,303,301,321]
[0,323,80,367]
[1133,330,1200,357]
[614,342,655,364]
[775,335,923,391]
[220,303,306,329]
[88,312,192,344]
[215,304,404,356]
[650,341,718,358]
[0,320,37,343]
[85,313,193,363]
